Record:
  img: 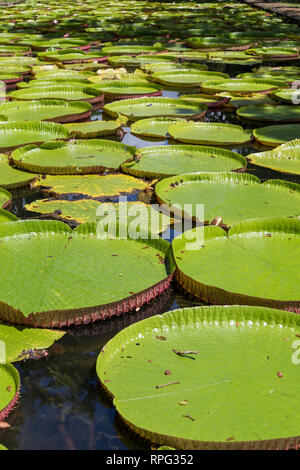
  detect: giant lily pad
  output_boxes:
[94,81,163,99]
[0,121,69,151]
[248,140,300,175]
[0,154,36,189]
[25,199,172,233]
[155,173,300,226]
[168,122,252,146]
[253,125,300,147]
[62,120,122,138]
[0,364,20,421]
[202,79,284,96]
[11,140,136,175]
[151,70,228,88]
[179,94,230,108]
[131,118,186,139]
[97,304,300,449]
[0,323,65,362]
[9,85,103,105]
[0,188,11,209]
[0,220,174,328]
[246,47,299,59]
[103,97,207,122]
[0,100,92,123]
[269,89,300,105]
[31,173,147,197]
[101,45,165,56]
[122,146,246,179]
[172,219,300,312]
[237,104,300,123]
[0,209,18,222]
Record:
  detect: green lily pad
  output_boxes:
[97,304,300,449]
[38,50,107,63]
[173,219,300,311]
[0,323,65,362]
[151,70,228,88]
[269,89,300,105]
[102,45,165,55]
[237,104,300,123]
[0,121,69,151]
[229,94,274,109]
[0,99,92,123]
[26,199,171,233]
[202,79,284,96]
[103,97,207,122]
[0,363,20,421]
[0,209,17,222]
[131,118,186,139]
[122,146,246,179]
[62,120,121,138]
[168,122,252,146]
[0,154,36,189]
[237,72,295,85]
[94,80,163,99]
[9,85,102,103]
[0,445,7,450]
[12,139,135,175]
[248,139,300,175]
[34,70,95,81]
[179,94,229,108]
[31,173,147,197]
[0,219,174,327]
[155,173,300,226]
[108,55,141,67]
[253,125,300,147]
[246,47,299,59]
[0,188,11,209]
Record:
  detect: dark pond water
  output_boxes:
[2,61,300,450]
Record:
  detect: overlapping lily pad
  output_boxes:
[173,219,300,312]
[151,70,228,88]
[253,125,300,147]
[103,97,207,121]
[0,219,174,327]
[0,100,92,123]
[97,304,300,449]
[93,80,163,99]
[131,117,186,139]
[0,323,65,362]
[0,188,11,209]
[168,122,252,146]
[31,173,147,197]
[0,209,17,222]
[26,199,172,233]
[269,89,300,105]
[0,154,36,189]
[202,78,285,96]
[0,121,69,151]
[155,172,300,226]
[248,140,300,175]
[0,363,20,421]
[179,94,229,108]
[11,140,136,175]
[9,85,103,105]
[122,146,246,179]
[62,120,121,138]
[237,104,300,123]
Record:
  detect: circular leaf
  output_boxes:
[97,304,300,449]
